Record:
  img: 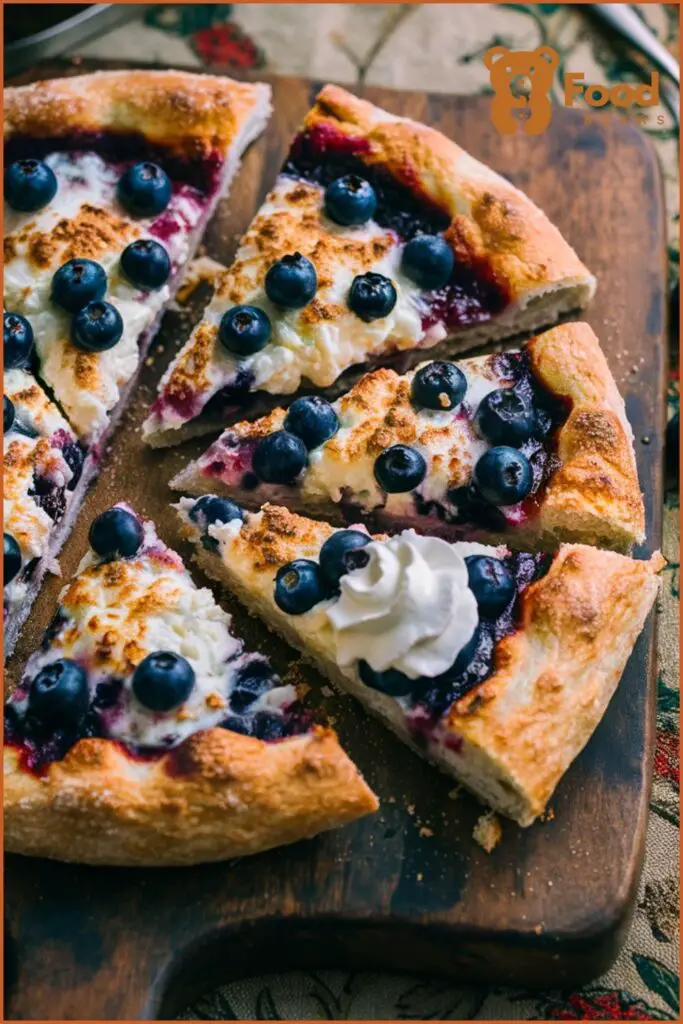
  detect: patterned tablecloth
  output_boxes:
[70,4,680,1019]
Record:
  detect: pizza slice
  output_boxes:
[176,500,662,827]
[171,322,644,554]
[143,84,596,447]
[4,503,377,865]
[4,69,271,442]
[3,368,86,658]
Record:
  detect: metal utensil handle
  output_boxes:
[591,4,679,85]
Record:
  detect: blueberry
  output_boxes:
[475,387,536,447]
[265,252,317,308]
[4,312,34,368]
[411,361,467,411]
[51,258,107,314]
[374,444,427,493]
[12,420,38,440]
[319,530,371,587]
[275,559,327,615]
[348,272,397,322]
[230,660,275,712]
[89,507,144,559]
[358,660,413,697]
[120,239,171,290]
[62,443,85,489]
[132,651,195,712]
[401,234,455,290]
[324,175,377,226]
[27,658,89,727]
[472,446,533,506]
[71,301,123,353]
[189,495,244,528]
[219,305,271,355]
[220,714,252,736]
[4,533,22,584]
[4,396,15,433]
[117,162,172,217]
[465,555,516,618]
[92,679,122,711]
[252,430,308,484]
[284,395,339,450]
[252,712,288,741]
[5,159,57,212]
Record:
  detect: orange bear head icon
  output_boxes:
[484,45,559,135]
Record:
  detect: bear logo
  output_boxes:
[484,45,559,135]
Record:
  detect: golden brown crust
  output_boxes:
[4,70,271,158]
[306,85,595,302]
[4,726,378,866]
[529,323,645,548]
[448,545,663,822]
[176,502,661,827]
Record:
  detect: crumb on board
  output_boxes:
[419,826,434,838]
[540,806,555,823]
[320,685,334,698]
[473,811,502,853]
[416,872,424,882]
[448,785,462,800]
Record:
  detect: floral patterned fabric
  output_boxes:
[75,4,679,1019]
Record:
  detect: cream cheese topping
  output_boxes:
[151,175,446,433]
[4,367,74,439]
[327,531,479,679]
[18,515,295,749]
[3,370,78,620]
[4,152,203,439]
[301,354,512,513]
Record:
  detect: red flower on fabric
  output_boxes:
[654,728,680,786]
[191,23,263,69]
[542,990,668,1020]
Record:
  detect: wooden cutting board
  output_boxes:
[4,62,667,1021]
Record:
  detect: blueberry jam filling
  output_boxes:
[283,125,508,329]
[5,646,306,775]
[360,551,547,724]
[153,367,255,424]
[4,132,223,196]
[28,473,68,522]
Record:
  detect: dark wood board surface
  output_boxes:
[4,62,667,1021]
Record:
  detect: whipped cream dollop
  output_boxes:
[327,531,479,680]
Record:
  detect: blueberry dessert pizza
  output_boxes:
[3,70,271,646]
[171,322,644,553]
[3,366,86,657]
[176,500,662,826]
[4,503,377,865]
[144,84,595,446]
